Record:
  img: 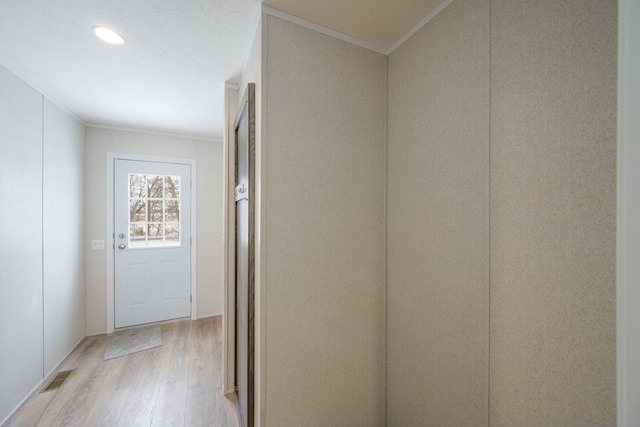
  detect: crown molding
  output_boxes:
[261,1,455,56]
[0,55,85,124]
[388,0,455,54]
[85,123,220,143]
[261,5,388,55]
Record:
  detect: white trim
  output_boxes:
[0,335,84,427]
[87,123,219,143]
[41,95,45,379]
[107,154,114,334]
[617,0,640,424]
[106,152,198,334]
[387,0,455,54]
[222,86,238,395]
[191,169,198,322]
[617,0,627,420]
[225,82,240,90]
[261,5,388,55]
[0,56,85,125]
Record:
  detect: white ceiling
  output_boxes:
[0,0,445,141]
[0,0,261,140]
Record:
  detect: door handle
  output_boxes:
[118,244,126,250]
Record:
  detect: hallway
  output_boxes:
[4,318,237,427]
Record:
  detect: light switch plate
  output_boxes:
[91,240,105,251]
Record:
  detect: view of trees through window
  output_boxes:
[128,173,181,248]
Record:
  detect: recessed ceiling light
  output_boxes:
[92,26,124,45]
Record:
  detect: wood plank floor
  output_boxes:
[5,317,238,427]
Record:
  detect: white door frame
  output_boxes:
[106,152,197,334]
[618,0,640,424]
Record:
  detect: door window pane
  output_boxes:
[127,173,182,248]
[165,176,180,198]
[148,200,163,222]
[165,223,180,246]
[129,174,146,198]
[129,199,146,222]
[165,200,180,222]
[147,175,163,198]
[129,224,146,248]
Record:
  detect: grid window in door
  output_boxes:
[128,173,181,248]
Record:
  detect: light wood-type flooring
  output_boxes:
[5,317,238,427]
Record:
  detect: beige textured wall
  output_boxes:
[85,127,224,334]
[489,1,617,425]
[263,15,387,426]
[387,0,490,425]
[387,0,616,425]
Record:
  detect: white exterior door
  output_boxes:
[114,159,191,328]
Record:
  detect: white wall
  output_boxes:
[43,99,86,374]
[0,63,45,426]
[0,63,85,425]
[196,139,225,319]
[618,0,640,425]
[85,127,224,335]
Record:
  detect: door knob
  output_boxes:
[118,244,126,250]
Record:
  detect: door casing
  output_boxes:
[106,152,197,334]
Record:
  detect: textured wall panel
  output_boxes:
[387,0,490,425]
[489,1,617,425]
[43,99,86,374]
[263,15,387,426]
[0,64,44,424]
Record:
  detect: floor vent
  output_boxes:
[41,370,73,392]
